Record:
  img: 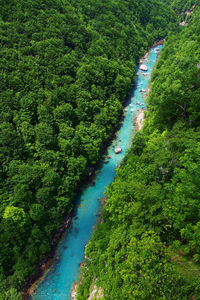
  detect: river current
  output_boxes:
[32,45,163,300]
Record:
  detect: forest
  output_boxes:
[163,0,198,13]
[0,0,179,298]
[76,2,200,299]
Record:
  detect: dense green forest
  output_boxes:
[0,0,178,298]
[76,4,200,300]
[163,0,197,13]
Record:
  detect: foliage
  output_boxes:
[163,0,198,13]
[145,9,200,132]
[0,0,177,296]
[76,5,200,300]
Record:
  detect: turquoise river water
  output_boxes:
[32,45,163,300]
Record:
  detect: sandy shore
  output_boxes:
[134,109,145,131]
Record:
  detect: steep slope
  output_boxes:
[76,6,200,300]
[0,0,177,298]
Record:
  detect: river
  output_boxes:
[32,44,163,300]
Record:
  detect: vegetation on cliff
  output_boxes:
[0,0,177,297]
[76,5,200,299]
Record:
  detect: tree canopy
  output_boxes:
[0,0,178,297]
[76,4,200,300]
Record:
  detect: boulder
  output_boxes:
[139,64,148,71]
[114,148,122,154]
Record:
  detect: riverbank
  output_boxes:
[21,60,134,299]
[69,108,146,300]
[71,282,78,300]
[134,108,145,131]
[21,95,130,300]
[23,39,165,298]
[152,39,165,47]
[22,216,71,299]
[22,111,128,299]
[69,44,163,300]
[139,39,164,64]
[30,43,163,300]
[70,43,169,300]
[70,280,103,300]
[21,51,144,300]
[133,40,164,133]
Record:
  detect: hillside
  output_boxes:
[76,4,200,300]
[0,0,177,298]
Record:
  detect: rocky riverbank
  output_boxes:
[134,108,145,131]
[22,216,71,299]
[70,280,103,300]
